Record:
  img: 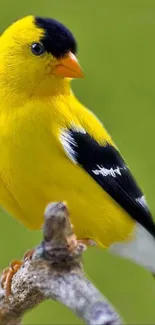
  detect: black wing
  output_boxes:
[60,127,155,238]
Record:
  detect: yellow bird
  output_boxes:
[0,15,155,286]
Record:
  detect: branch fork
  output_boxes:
[0,201,122,325]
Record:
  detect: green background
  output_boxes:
[0,0,155,323]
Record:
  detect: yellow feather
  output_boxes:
[0,92,134,247]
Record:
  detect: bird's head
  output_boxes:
[0,15,83,98]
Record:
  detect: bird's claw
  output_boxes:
[66,235,96,253]
[1,249,35,298]
[78,238,97,247]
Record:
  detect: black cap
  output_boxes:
[35,17,77,58]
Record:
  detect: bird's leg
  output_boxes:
[1,248,35,298]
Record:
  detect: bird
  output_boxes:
[0,15,155,294]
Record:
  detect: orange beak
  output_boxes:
[53,52,84,78]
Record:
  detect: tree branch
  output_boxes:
[0,202,122,325]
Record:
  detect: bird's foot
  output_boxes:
[67,236,97,253]
[66,234,78,252]
[1,248,34,298]
[78,238,97,247]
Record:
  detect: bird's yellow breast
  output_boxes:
[0,96,135,247]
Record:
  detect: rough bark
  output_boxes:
[0,202,122,325]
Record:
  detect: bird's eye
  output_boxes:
[31,42,45,56]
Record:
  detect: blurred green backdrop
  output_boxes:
[0,0,155,323]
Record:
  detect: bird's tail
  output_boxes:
[109,223,155,274]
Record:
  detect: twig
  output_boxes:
[0,202,122,325]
